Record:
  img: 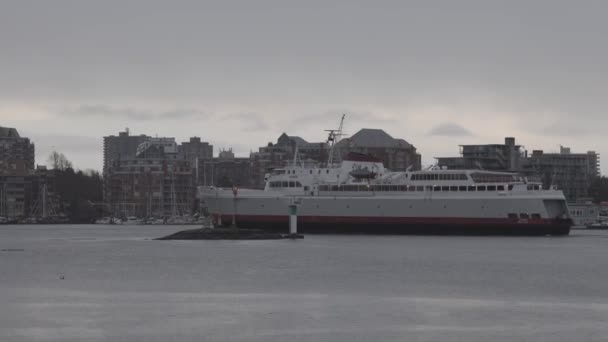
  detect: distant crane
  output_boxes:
[326,114,346,166]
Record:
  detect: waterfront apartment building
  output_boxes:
[106,154,194,218]
[196,149,253,188]
[436,137,600,201]
[436,137,523,172]
[0,126,35,174]
[136,137,179,158]
[179,137,213,164]
[104,130,213,171]
[103,129,150,174]
[0,127,59,219]
[523,147,600,201]
[103,130,214,214]
[0,167,58,219]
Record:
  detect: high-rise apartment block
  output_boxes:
[0,126,35,175]
[103,130,213,217]
[103,129,149,174]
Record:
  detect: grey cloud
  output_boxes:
[290,111,398,127]
[427,123,473,137]
[220,112,271,131]
[523,120,602,138]
[60,105,209,121]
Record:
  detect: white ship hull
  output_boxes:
[200,188,572,235]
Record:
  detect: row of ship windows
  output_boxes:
[410,173,468,181]
[318,185,506,192]
[278,169,332,175]
[570,209,595,217]
[410,173,516,183]
[278,171,515,184]
[268,183,543,192]
[471,175,516,183]
[317,185,542,192]
[509,213,542,219]
[268,181,303,188]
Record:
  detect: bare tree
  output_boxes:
[48,151,73,171]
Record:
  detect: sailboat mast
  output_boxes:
[41,183,47,218]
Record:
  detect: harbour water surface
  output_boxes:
[1,225,607,341]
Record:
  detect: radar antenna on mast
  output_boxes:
[326,114,346,166]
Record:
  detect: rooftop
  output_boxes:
[0,126,21,138]
[337,128,413,149]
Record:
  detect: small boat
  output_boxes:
[122,216,143,225]
[586,222,608,230]
[95,217,121,224]
[349,167,377,180]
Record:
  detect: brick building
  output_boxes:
[335,128,422,171]
[249,133,328,188]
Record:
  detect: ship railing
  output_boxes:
[316,183,549,194]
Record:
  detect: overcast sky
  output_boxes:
[1,0,607,173]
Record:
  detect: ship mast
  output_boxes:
[170,171,179,218]
[326,114,346,166]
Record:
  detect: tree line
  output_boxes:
[589,176,608,203]
[48,151,103,222]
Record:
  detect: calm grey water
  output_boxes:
[1,225,607,342]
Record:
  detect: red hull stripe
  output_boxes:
[215,214,568,226]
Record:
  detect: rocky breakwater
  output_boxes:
[156,228,303,240]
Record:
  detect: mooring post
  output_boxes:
[232,186,238,229]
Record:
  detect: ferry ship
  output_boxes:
[199,121,572,236]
